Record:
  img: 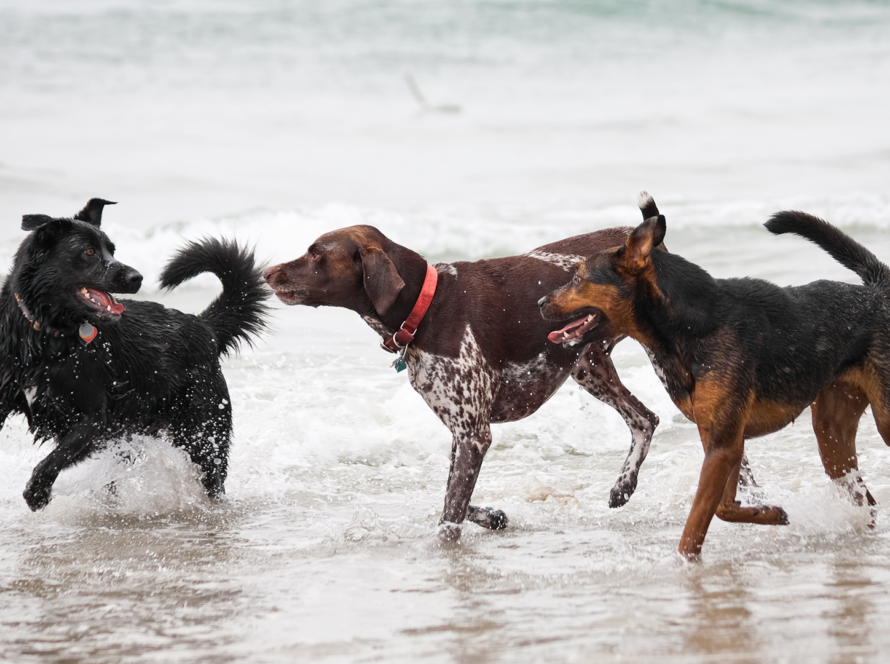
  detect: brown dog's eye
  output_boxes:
[84,248,96,257]
[572,274,581,286]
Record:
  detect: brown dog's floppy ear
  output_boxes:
[360,245,406,315]
[623,215,666,271]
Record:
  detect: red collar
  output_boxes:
[381,264,438,353]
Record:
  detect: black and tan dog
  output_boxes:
[0,199,268,510]
[540,191,890,559]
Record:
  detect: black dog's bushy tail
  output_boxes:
[160,238,270,357]
[765,211,890,289]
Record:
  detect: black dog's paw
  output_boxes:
[466,505,509,531]
[609,474,638,508]
[23,481,52,511]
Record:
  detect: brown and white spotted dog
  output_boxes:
[264,225,666,539]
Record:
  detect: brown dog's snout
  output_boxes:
[263,264,286,288]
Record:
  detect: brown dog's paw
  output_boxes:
[609,475,638,508]
[437,522,463,543]
[466,505,508,530]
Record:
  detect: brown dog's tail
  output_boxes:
[765,211,890,290]
[160,238,270,357]
[637,191,661,220]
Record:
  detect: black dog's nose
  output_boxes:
[126,269,143,287]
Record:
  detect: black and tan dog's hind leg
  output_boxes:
[811,379,876,524]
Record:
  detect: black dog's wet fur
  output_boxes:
[0,199,269,510]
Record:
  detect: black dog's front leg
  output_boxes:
[439,427,507,540]
[24,420,104,511]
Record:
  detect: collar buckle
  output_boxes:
[381,264,438,354]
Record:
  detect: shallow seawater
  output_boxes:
[3,217,890,663]
[3,0,890,661]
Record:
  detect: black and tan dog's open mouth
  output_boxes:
[79,287,125,315]
[547,310,601,344]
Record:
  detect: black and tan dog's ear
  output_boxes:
[623,214,666,271]
[73,198,116,227]
[360,245,406,315]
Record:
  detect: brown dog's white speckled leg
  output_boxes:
[571,342,659,507]
[439,428,499,541]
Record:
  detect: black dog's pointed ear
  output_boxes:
[73,198,116,226]
[623,215,666,271]
[360,245,405,315]
[21,214,56,231]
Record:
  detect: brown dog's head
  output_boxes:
[539,192,666,344]
[263,225,408,317]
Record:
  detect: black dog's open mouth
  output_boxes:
[79,286,125,316]
[547,310,601,344]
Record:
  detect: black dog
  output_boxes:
[0,199,269,510]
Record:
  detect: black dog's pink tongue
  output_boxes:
[86,288,125,315]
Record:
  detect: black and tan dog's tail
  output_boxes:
[160,238,270,356]
[765,211,890,289]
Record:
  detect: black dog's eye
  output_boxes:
[84,248,96,257]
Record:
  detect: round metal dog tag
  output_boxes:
[79,322,98,343]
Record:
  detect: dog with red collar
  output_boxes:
[264,224,672,539]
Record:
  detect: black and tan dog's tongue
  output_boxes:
[547,312,600,344]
